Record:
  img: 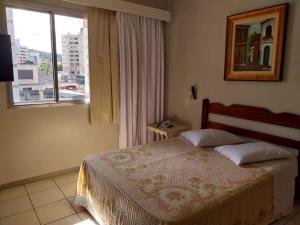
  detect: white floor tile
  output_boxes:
[78,211,99,225]
[68,197,84,213]
[46,214,81,225]
[35,199,75,225]
[0,196,32,219]
[54,173,78,186]
[271,203,300,225]
[29,187,65,207]
[286,212,300,225]
[25,179,56,194]
[77,211,91,221]
[77,218,99,225]
[60,182,77,198]
[0,186,27,202]
[0,210,39,225]
[271,218,290,225]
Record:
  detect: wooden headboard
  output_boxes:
[201,98,300,198]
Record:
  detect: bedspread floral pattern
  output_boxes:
[98,139,267,218]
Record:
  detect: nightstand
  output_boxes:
[147,122,191,139]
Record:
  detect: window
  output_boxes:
[6,7,89,105]
[266,25,272,37]
[18,70,34,80]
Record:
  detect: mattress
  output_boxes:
[75,138,297,225]
[254,155,297,214]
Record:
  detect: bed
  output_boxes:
[75,99,300,225]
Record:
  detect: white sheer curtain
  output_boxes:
[117,13,164,148]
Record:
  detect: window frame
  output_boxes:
[4,3,89,107]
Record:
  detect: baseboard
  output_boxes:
[0,166,80,190]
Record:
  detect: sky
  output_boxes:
[249,24,262,34]
[10,8,84,54]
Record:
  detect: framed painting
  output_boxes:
[224,4,288,81]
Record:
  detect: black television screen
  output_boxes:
[0,34,14,82]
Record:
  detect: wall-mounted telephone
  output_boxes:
[157,120,174,128]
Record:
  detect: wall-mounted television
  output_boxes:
[0,34,14,82]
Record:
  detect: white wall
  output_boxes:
[0,83,119,185]
[0,0,169,186]
[124,0,169,10]
[166,0,300,136]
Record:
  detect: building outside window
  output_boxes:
[6,7,89,105]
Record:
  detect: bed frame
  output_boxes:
[201,98,300,199]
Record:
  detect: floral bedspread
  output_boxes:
[75,138,274,225]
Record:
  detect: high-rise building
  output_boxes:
[16,39,29,64]
[61,33,80,79]
[6,8,20,101]
[6,8,52,103]
[79,23,88,77]
[6,7,88,103]
[78,20,89,89]
[79,20,89,97]
[14,39,39,65]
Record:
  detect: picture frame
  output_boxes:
[224,4,288,81]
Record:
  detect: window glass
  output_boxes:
[6,8,55,105]
[55,15,89,102]
[6,7,89,105]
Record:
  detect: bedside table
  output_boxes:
[147,122,191,139]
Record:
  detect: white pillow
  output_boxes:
[215,142,292,165]
[180,129,244,147]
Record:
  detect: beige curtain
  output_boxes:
[88,7,119,124]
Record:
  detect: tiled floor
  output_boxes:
[1,171,300,225]
[0,172,99,225]
[271,204,300,225]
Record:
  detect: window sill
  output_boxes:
[8,101,88,110]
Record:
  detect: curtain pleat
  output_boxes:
[118,13,164,148]
[88,7,119,125]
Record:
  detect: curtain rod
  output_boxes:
[62,0,172,22]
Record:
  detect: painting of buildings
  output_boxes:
[233,18,275,71]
